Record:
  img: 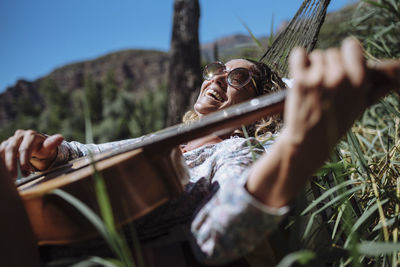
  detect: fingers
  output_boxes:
[290,47,325,89]
[342,38,365,88]
[324,48,345,89]
[289,47,308,82]
[307,51,325,87]
[0,130,61,179]
[1,130,25,178]
[29,133,63,172]
[290,38,365,92]
[42,134,64,152]
[19,131,44,175]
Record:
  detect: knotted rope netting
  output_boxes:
[259,0,331,78]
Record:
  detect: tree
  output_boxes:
[37,78,69,134]
[213,42,219,62]
[129,84,168,137]
[167,0,202,126]
[102,72,118,111]
[84,76,103,123]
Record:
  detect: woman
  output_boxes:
[0,38,398,266]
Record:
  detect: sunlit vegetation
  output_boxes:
[281,1,400,266]
[0,72,168,144]
[1,0,400,266]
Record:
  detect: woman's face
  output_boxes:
[194,59,257,117]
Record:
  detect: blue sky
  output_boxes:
[0,0,356,92]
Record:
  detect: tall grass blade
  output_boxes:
[332,203,344,239]
[238,18,263,50]
[301,180,360,215]
[380,99,400,118]
[71,256,121,267]
[373,214,400,231]
[49,189,118,252]
[90,157,117,235]
[276,250,315,267]
[347,131,369,174]
[91,162,136,267]
[357,242,400,256]
[268,14,274,47]
[344,199,389,247]
[363,0,389,10]
[82,93,94,144]
[303,185,363,238]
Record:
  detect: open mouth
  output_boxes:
[206,89,224,102]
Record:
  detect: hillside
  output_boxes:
[0,50,169,127]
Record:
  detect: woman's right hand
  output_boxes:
[0,130,64,179]
[247,38,400,208]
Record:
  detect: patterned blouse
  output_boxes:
[53,136,289,264]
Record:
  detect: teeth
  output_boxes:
[207,89,223,102]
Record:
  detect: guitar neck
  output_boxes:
[16,90,286,187]
[126,90,286,153]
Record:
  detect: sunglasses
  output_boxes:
[202,62,258,93]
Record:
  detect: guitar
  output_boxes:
[17,90,285,245]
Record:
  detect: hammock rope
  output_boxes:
[259,0,331,78]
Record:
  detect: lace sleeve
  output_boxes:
[51,137,144,167]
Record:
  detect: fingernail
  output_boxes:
[343,37,361,49]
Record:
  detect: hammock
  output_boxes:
[259,0,331,78]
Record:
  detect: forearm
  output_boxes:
[246,130,327,208]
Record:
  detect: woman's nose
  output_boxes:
[211,73,227,89]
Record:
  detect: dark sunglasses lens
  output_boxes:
[228,68,250,88]
[203,62,225,80]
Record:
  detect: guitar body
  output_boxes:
[18,147,189,245]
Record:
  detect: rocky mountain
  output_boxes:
[0,35,256,128]
[0,80,42,127]
[200,34,256,61]
[0,50,170,127]
[47,49,169,92]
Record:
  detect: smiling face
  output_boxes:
[194,59,258,117]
